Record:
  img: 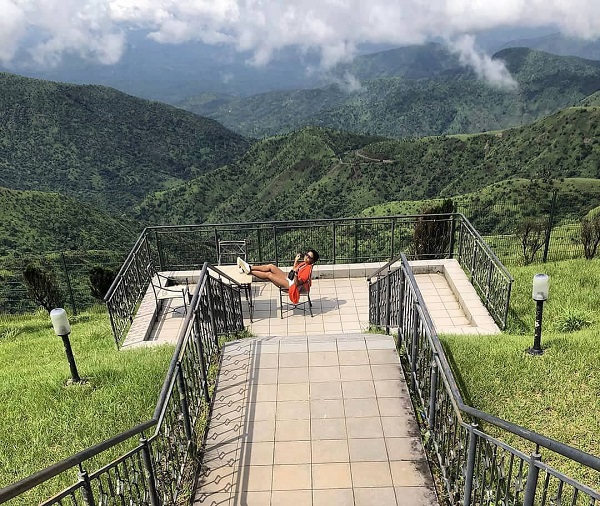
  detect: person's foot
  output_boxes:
[237,257,251,274]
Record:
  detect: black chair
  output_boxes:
[218,240,247,266]
[148,267,190,318]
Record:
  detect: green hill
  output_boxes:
[0,187,139,256]
[137,107,600,224]
[0,73,250,215]
[362,178,600,234]
[180,47,600,138]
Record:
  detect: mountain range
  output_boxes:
[1,45,600,256]
[179,47,600,138]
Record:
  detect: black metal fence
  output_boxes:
[0,263,245,506]
[105,214,503,346]
[0,250,127,314]
[368,255,600,505]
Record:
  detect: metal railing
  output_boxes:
[0,263,244,505]
[368,254,600,506]
[105,213,512,347]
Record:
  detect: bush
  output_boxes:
[518,219,546,265]
[580,213,600,260]
[413,199,455,259]
[22,264,62,313]
[89,266,116,300]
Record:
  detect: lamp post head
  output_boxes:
[532,274,549,301]
[50,308,71,336]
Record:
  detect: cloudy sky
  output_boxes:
[1,0,600,86]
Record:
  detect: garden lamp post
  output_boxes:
[50,308,81,383]
[528,274,549,356]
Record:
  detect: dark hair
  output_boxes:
[307,249,320,262]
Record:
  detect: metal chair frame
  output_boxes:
[218,240,247,266]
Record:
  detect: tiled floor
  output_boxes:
[247,278,370,337]
[195,334,438,506]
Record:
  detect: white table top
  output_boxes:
[212,264,253,285]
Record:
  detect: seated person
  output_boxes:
[237,249,320,301]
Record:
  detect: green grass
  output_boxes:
[440,258,600,490]
[0,306,175,497]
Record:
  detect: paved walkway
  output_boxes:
[195,333,438,505]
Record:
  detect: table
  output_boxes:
[213,265,253,321]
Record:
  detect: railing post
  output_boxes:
[193,311,211,404]
[257,227,263,264]
[428,356,439,429]
[140,437,160,506]
[449,214,457,258]
[213,227,219,263]
[375,276,381,326]
[218,278,228,334]
[176,365,194,445]
[78,466,96,506]
[485,261,493,303]
[410,302,419,391]
[333,222,337,264]
[385,274,392,335]
[354,219,359,263]
[61,252,77,316]
[273,226,278,265]
[523,452,542,506]
[155,230,165,271]
[463,423,479,506]
[390,218,395,259]
[206,277,220,350]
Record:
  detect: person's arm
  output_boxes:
[293,253,302,268]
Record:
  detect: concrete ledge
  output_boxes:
[409,259,500,333]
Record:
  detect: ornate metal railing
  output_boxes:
[368,254,600,506]
[454,217,513,329]
[0,263,244,506]
[105,214,511,346]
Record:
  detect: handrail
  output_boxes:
[457,213,513,281]
[1,261,246,505]
[401,251,599,471]
[370,253,600,502]
[152,262,209,420]
[367,254,403,280]
[103,227,149,302]
[0,421,155,503]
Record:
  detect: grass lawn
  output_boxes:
[440,258,600,490]
[0,306,174,494]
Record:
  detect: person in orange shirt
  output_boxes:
[237,249,319,300]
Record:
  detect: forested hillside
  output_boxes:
[0,187,139,256]
[137,107,600,224]
[0,73,250,215]
[181,47,600,138]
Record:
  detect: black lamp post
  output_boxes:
[528,274,549,356]
[50,308,81,383]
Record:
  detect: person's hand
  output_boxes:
[295,253,302,262]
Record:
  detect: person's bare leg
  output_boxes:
[250,264,289,289]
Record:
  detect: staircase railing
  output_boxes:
[0,263,244,505]
[368,254,600,505]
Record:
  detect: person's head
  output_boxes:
[304,249,320,264]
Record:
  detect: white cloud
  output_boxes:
[1,0,600,77]
[448,35,518,89]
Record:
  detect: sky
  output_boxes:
[1,0,600,87]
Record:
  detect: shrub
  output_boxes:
[413,199,455,259]
[580,212,600,260]
[89,266,116,300]
[22,264,62,313]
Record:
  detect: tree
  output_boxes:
[89,266,117,300]
[581,212,600,260]
[413,199,455,260]
[23,264,62,312]
[518,219,546,265]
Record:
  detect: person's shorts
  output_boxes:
[288,278,294,287]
